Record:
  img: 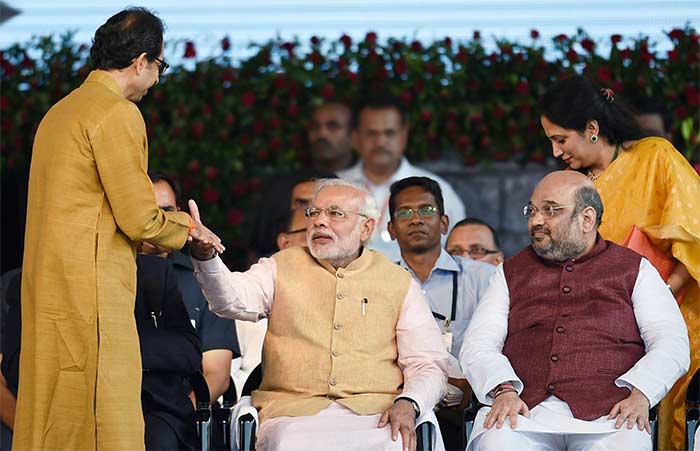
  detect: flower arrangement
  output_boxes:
[2,28,698,268]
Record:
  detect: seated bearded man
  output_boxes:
[190,178,449,451]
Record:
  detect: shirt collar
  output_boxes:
[352,157,411,188]
[84,70,124,98]
[398,248,460,279]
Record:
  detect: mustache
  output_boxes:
[530,225,550,236]
[371,146,391,154]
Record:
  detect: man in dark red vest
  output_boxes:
[460,171,689,451]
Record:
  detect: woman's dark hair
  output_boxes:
[90,7,165,70]
[538,75,643,145]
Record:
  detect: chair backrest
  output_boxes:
[242,364,263,397]
[189,370,212,450]
[687,370,700,451]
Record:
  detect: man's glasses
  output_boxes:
[305,206,367,222]
[393,205,439,220]
[523,204,575,219]
[153,56,169,75]
[447,245,499,260]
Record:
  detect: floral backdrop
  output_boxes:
[1,27,698,268]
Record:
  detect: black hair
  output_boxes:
[148,170,181,205]
[352,95,408,129]
[572,185,604,228]
[452,217,501,249]
[633,97,673,136]
[388,176,445,219]
[90,7,165,70]
[538,75,643,145]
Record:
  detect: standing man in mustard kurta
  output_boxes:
[14,8,224,450]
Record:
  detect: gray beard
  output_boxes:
[532,238,587,262]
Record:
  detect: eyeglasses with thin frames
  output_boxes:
[393,205,439,220]
[153,56,169,75]
[523,204,576,219]
[305,206,368,222]
[447,245,499,259]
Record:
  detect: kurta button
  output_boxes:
[565,265,573,272]
[556,326,565,333]
[332,350,339,357]
[336,293,344,300]
[334,323,343,330]
[329,378,337,386]
[337,272,344,278]
[551,354,559,362]
[547,384,556,392]
[562,286,571,293]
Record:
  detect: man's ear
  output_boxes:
[580,206,598,233]
[276,233,290,251]
[440,215,449,235]
[361,218,376,243]
[387,220,397,241]
[132,52,149,75]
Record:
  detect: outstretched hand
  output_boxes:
[377,400,417,451]
[484,391,530,429]
[187,199,225,259]
[607,388,651,433]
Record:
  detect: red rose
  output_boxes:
[252,120,265,136]
[394,58,407,75]
[399,90,412,105]
[492,151,508,161]
[205,166,219,181]
[213,90,224,103]
[309,50,323,65]
[636,76,646,89]
[227,209,244,226]
[566,48,578,61]
[191,122,204,139]
[596,67,612,85]
[249,178,262,191]
[268,137,282,151]
[221,37,231,51]
[530,29,540,39]
[287,103,299,117]
[581,38,595,53]
[222,69,235,83]
[310,35,320,46]
[281,42,295,57]
[0,96,8,109]
[446,107,458,122]
[202,104,213,116]
[290,133,303,148]
[611,80,623,94]
[501,45,513,56]
[187,159,201,172]
[492,104,506,120]
[256,149,269,160]
[467,79,480,91]
[337,57,348,71]
[426,63,438,74]
[491,78,505,91]
[473,31,481,40]
[694,163,700,176]
[444,37,453,47]
[515,81,529,95]
[365,32,378,44]
[530,152,545,163]
[456,48,468,64]
[611,34,622,44]
[232,182,248,197]
[669,28,685,41]
[184,41,196,58]
[367,49,379,63]
[21,55,34,69]
[340,34,352,48]
[376,67,389,80]
[321,83,335,100]
[480,137,493,149]
[686,85,700,107]
[413,79,425,93]
[620,48,632,60]
[241,91,256,108]
[411,40,422,52]
[554,34,568,43]
[489,52,498,63]
[149,111,160,125]
[268,116,282,129]
[420,109,433,123]
[240,134,251,146]
[674,105,688,119]
[457,135,470,150]
[347,71,359,83]
[667,49,680,62]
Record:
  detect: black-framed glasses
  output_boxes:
[394,205,439,220]
[523,204,576,219]
[447,245,499,259]
[305,206,368,222]
[153,56,169,75]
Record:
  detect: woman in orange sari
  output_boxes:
[538,75,700,451]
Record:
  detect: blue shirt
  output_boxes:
[399,249,495,359]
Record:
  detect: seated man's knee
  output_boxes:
[471,427,526,451]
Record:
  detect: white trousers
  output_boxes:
[257,402,444,451]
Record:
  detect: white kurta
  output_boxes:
[460,258,690,449]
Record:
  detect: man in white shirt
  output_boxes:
[339,96,465,262]
[461,171,689,451]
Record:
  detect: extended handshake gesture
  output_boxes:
[187,199,225,259]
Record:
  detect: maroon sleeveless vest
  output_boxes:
[502,236,644,420]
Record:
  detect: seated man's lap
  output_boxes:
[257,403,404,451]
[471,426,651,451]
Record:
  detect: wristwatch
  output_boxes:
[395,397,420,418]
